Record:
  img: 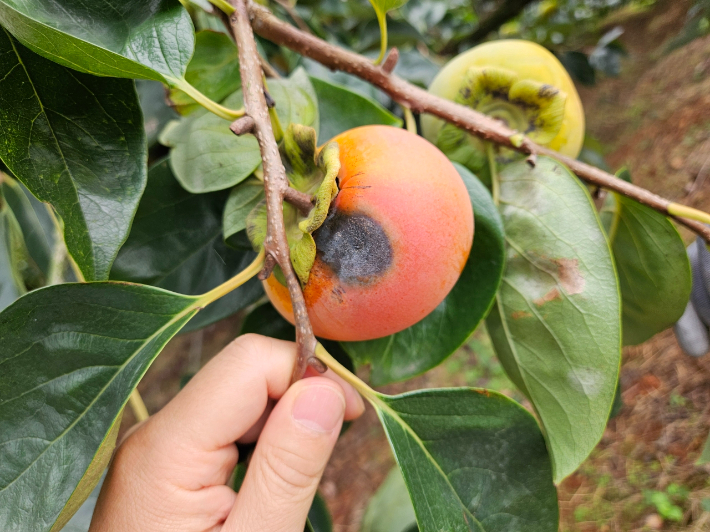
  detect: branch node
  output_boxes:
[264,89,276,108]
[230,115,255,136]
[526,153,538,167]
[258,252,277,280]
[308,356,327,373]
[284,186,314,215]
[381,47,399,74]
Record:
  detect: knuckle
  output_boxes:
[225,333,264,360]
[258,444,321,499]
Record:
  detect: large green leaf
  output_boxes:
[110,159,263,332]
[374,388,558,532]
[311,76,401,143]
[0,29,147,281]
[486,156,621,483]
[601,192,691,345]
[1,176,57,284]
[0,189,26,309]
[0,283,199,531]
[169,30,241,116]
[343,164,505,385]
[0,0,193,83]
[161,68,318,193]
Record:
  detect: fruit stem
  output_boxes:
[372,8,388,65]
[197,248,265,306]
[403,106,416,134]
[486,142,500,205]
[128,389,150,422]
[315,343,379,403]
[209,0,236,14]
[175,79,245,121]
[668,203,710,227]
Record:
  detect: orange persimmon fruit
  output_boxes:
[264,125,474,341]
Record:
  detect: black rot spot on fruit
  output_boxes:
[313,210,393,285]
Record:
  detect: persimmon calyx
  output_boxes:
[247,123,340,285]
[436,66,567,179]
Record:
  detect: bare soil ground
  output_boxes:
[122,2,710,530]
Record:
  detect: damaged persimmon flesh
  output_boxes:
[264,125,474,341]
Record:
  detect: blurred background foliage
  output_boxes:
[182,0,709,101]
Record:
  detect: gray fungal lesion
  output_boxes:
[313,210,393,285]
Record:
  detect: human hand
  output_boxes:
[675,237,710,357]
[89,334,365,532]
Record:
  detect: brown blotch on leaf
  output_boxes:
[511,310,533,319]
[555,258,586,295]
[534,287,561,306]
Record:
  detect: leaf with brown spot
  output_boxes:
[486,156,621,484]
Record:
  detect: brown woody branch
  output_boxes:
[229,0,318,382]
[247,1,710,242]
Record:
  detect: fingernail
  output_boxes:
[292,385,345,433]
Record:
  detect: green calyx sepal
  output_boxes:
[247,123,340,285]
[436,66,568,180]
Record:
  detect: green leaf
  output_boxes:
[0,176,57,284]
[307,493,333,532]
[311,76,401,143]
[0,283,199,531]
[0,0,193,83]
[0,190,26,309]
[137,80,179,148]
[110,159,263,332]
[361,467,417,532]
[374,388,558,532]
[0,29,147,281]
[392,48,440,88]
[161,68,318,193]
[169,30,241,115]
[485,156,621,483]
[343,164,505,385]
[369,0,409,18]
[601,192,691,345]
[224,179,265,246]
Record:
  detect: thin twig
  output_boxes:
[247,1,710,242]
[229,0,317,382]
[284,186,314,215]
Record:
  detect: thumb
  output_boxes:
[224,377,345,532]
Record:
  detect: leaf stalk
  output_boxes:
[175,79,244,120]
[209,0,236,14]
[314,343,379,404]
[372,8,388,65]
[128,389,150,422]
[198,248,265,305]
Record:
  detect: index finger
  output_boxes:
[146,334,363,452]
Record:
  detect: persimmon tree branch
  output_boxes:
[247,1,710,242]
[228,0,318,381]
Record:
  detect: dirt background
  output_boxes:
[120,2,710,530]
